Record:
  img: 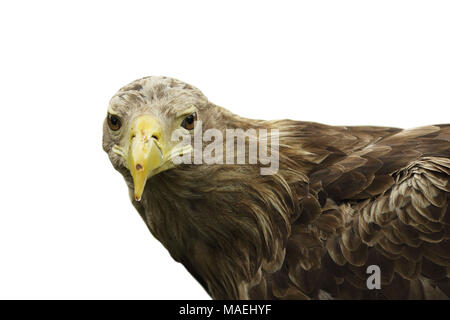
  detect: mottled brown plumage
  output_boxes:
[103,76,450,299]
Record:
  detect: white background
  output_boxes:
[0,1,449,299]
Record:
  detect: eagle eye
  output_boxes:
[181,112,197,130]
[107,114,122,131]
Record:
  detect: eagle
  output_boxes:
[103,76,449,300]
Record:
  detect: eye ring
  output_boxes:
[181,112,197,130]
[107,113,122,131]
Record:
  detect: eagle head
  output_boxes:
[102,76,211,201]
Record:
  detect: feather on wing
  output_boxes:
[268,124,450,299]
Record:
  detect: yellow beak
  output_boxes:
[127,115,163,201]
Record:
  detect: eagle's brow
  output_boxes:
[175,106,196,118]
[107,105,120,115]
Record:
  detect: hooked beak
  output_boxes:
[127,115,163,201]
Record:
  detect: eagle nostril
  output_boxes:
[152,135,159,140]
